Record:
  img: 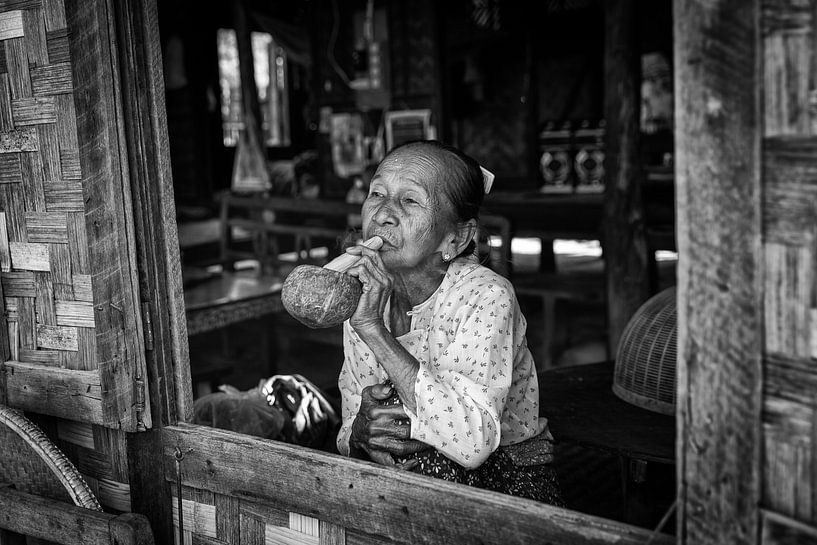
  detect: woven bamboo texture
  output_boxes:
[759,1,817,535]
[613,287,676,415]
[0,404,101,510]
[0,1,96,374]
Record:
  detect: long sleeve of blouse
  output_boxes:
[337,261,541,469]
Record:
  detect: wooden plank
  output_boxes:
[97,478,132,513]
[0,10,23,40]
[603,0,649,349]
[1,271,34,297]
[763,137,817,244]
[58,147,80,179]
[49,241,73,300]
[319,521,346,545]
[43,181,83,211]
[46,27,69,65]
[0,0,41,12]
[31,62,72,96]
[9,241,49,271]
[66,0,146,433]
[108,512,155,545]
[21,8,47,66]
[0,127,37,152]
[170,497,217,540]
[762,509,817,545]
[108,0,190,426]
[0,213,11,271]
[765,354,817,406]
[41,0,65,32]
[25,211,68,243]
[675,1,763,544]
[764,242,813,357]
[19,146,46,211]
[36,324,78,351]
[57,419,95,448]
[162,424,671,545]
[126,430,175,545]
[0,74,12,130]
[4,37,30,99]
[3,360,103,424]
[214,494,240,544]
[0,153,21,183]
[34,270,55,325]
[762,421,813,520]
[71,273,92,301]
[36,123,61,180]
[18,347,62,365]
[0,486,112,544]
[10,96,57,125]
[54,300,94,327]
[762,1,814,136]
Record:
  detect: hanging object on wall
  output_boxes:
[539,121,573,193]
[330,113,366,178]
[384,110,433,151]
[574,120,605,193]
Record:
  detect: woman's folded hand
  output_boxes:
[349,383,426,469]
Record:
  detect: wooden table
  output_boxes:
[539,361,676,527]
[184,271,284,336]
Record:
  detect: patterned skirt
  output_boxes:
[383,386,564,506]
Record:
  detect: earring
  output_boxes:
[443,253,451,262]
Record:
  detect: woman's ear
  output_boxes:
[450,219,478,256]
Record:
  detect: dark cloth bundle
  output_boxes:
[193,374,340,452]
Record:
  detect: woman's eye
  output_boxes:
[404,197,419,205]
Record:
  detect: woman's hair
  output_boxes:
[385,140,485,257]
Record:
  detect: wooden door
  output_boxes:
[677,1,817,543]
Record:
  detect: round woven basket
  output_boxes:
[0,405,101,511]
[613,287,677,415]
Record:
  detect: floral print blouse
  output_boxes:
[337,257,546,469]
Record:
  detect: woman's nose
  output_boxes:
[372,201,398,225]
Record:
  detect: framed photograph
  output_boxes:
[384,109,433,150]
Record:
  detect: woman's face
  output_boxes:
[362,149,456,272]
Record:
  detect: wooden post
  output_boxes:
[603,0,649,356]
[674,1,762,544]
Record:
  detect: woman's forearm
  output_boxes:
[356,324,419,412]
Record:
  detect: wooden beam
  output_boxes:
[2,360,104,424]
[674,1,763,544]
[65,0,148,432]
[162,423,672,545]
[109,0,192,427]
[602,0,649,355]
[0,486,153,545]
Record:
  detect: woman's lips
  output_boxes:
[368,231,396,247]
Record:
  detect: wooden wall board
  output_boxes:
[3,360,103,423]
[65,0,149,430]
[674,1,763,544]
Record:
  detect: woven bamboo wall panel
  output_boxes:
[0,0,95,374]
[171,490,346,545]
[762,0,817,529]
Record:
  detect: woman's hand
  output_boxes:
[349,383,426,469]
[345,244,392,337]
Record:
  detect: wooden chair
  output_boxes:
[0,405,155,544]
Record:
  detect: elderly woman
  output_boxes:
[337,140,563,505]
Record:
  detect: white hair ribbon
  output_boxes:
[480,166,495,194]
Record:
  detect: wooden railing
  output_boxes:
[162,423,672,545]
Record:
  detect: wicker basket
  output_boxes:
[0,405,101,511]
[613,287,677,415]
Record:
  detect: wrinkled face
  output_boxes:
[362,148,456,272]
